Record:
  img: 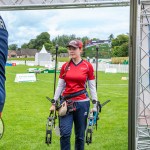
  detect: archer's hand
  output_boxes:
[90,104,97,113]
[49,105,56,112]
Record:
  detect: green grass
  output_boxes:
[8,58,35,61]
[0,65,128,150]
[57,57,70,62]
[7,57,70,62]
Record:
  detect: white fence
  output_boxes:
[92,62,129,73]
[58,62,129,73]
[7,61,129,73]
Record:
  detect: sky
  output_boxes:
[0,6,130,47]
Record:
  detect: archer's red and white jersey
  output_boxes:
[59,59,95,101]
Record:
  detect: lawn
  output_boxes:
[0,65,128,150]
[7,57,70,62]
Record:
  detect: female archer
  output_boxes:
[50,39,98,150]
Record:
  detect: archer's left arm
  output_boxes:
[88,80,98,110]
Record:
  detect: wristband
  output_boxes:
[92,99,97,104]
[51,99,56,104]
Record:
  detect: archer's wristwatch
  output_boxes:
[92,99,97,104]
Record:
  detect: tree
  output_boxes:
[35,32,51,50]
[111,34,129,57]
[44,42,53,51]
[108,34,114,41]
[81,36,90,57]
[9,44,18,50]
[91,38,100,41]
[59,46,67,53]
[81,36,89,46]
[21,43,28,49]
[52,34,76,47]
[21,32,51,50]
[28,39,36,49]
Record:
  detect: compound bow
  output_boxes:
[86,99,111,145]
[45,110,57,145]
[45,44,59,145]
[45,96,60,145]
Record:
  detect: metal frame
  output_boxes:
[128,0,138,149]
[0,0,130,10]
[136,1,150,149]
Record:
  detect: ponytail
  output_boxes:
[62,59,72,78]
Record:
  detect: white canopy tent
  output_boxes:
[35,45,52,66]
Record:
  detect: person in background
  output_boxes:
[50,39,98,150]
[0,15,8,118]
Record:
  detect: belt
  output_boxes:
[62,89,87,100]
